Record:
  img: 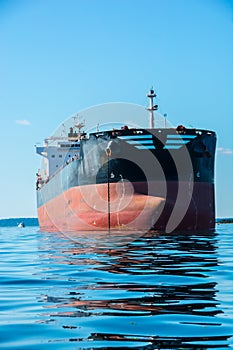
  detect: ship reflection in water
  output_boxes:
[37,229,232,349]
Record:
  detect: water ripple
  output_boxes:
[0,224,232,349]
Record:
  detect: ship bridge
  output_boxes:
[36,137,81,180]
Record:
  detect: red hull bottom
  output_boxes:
[37,181,215,233]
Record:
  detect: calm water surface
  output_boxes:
[0,224,233,349]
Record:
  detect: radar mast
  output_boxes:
[147,88,158,128]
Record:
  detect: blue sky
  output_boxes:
[0,0,232,218]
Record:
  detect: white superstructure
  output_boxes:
[36,125,85,184]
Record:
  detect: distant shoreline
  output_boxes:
[216,218,233,224]
[0,217,232,227]
[0,217,39,227]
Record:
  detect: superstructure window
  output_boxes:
[59,155,62,158]
[51,155,55,158]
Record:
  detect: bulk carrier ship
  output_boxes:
[36,89,216,233]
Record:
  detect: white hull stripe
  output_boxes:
[119,134,197,150]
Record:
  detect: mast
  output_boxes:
[164,113,167,128]
[147,88,158,128]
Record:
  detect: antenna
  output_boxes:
[164,113,167,128]
[61,123,66,137]
[73,115,78,126]
[147,87,158,128]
